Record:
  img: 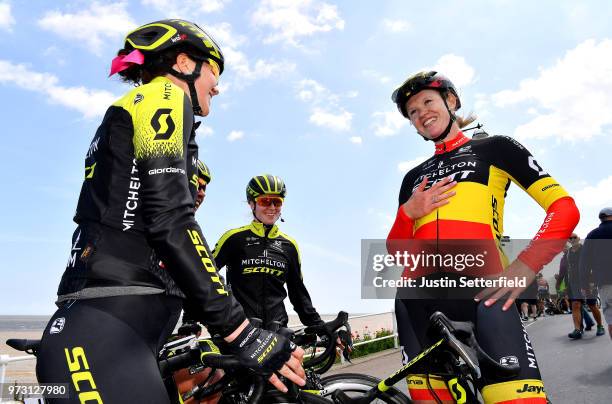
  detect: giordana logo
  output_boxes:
[50,317,66,334]
[148,167,186,175]
[457,145,472,153]
[499,356,519,366]
[133,93,144,105]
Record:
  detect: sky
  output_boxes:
[2,0,612,315]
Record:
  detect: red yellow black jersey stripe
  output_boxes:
[388,132,579,274]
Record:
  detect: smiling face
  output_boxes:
[249,195,283,225]
[193,61,219,117]
[405,89,458,140]
[171,53,219,116]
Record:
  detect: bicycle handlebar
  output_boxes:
[301,311,349,370]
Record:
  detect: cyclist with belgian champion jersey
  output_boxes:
[37,20,304,403]
[210,175,324,330]
[387,71,579,403]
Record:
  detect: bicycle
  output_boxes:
[160,311,406,404]
[161,311,355,403]
[7,329,331,404]
[326,311,524,404]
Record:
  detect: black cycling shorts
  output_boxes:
[37,294,181,403]
[395,298,544,385]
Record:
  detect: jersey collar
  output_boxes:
[151,76,173,85]
[249,220,280,238]
[434,131,470,155]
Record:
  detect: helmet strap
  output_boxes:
[167,60,204,116]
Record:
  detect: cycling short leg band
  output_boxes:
[481,379,548,404]
[406,374,453,402]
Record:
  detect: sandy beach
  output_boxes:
[1,330,42,384]
[0,312,395,385]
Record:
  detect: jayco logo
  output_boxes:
[516,384,545,394]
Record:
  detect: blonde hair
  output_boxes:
[444,91,476,129]
[456,114,477,129]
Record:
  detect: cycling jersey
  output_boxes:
[56,76,245,337]
[212,221,322,328]
[388,131,579,404]
[388,131,579,277]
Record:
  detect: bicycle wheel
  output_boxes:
[320,373,410,404]
[265,390,332,403]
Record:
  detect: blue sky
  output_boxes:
[2,0,612,315]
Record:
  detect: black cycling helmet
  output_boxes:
[118,19,224,116]
[197,160,212,184]
[391,71,461,143]
[392,71,460,118]
[124,19,224,73]
[246,175,287,201]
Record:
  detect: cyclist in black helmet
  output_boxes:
[388,70,579,403]
[210,174,324,330]
[195,160,212,209]
[37,20,304,403]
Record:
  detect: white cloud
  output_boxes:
[371,109,408,137]
[38,2,136,56]
[432,54,476,88]
[0,60,116,118]
[397,156,428,173]
[141,0,230,15]
[574,176,612,209]
[208,22,248,49]
[309,108,352,131]
[296,79,328,101]
[349,136,362,144]
[295,79,353,131]
[208,23,296,90]
[382,19,411,33]
[42,46,67,66]
[573,175,612,235]
[196,125,214,137]
[227,130,244,141]
[251,0,344,47]
[362,69,392,85]
[491,39,612,142]
[0,2,15,31]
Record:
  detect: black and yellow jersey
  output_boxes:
[388,131,579,276]
[57,76,245,337]
[212,221,322,328]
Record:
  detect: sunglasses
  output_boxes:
[255,197,283,208]
[569,236,577,240]
[207,59,220,81]
[392,71,438,103]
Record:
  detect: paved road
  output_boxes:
[330,313,612,403]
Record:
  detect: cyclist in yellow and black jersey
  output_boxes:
[37,20,304,403]
[212,175,323,329]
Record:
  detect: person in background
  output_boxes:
[536,273,549,316]
[579,207,612,339]
[212,175,324,330]
[563,234,603,339]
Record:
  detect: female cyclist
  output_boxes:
[36,20,304,403]
[387,71,579,403]
[212,175,324,330]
